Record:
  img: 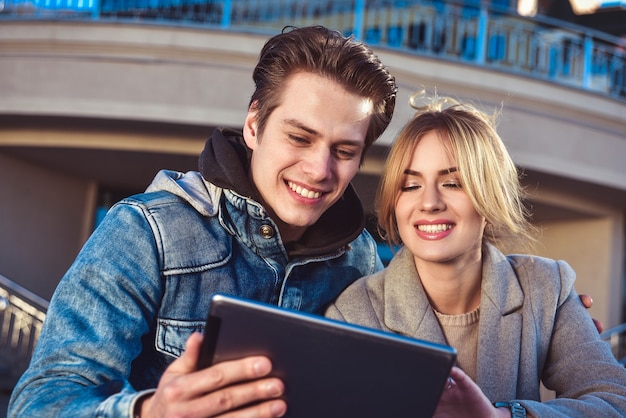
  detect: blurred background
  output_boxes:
[0,0,625,414]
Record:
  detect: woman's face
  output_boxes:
[394,130,486,266]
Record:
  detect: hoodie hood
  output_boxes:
[193,128,367,257]
[198,127,258,201]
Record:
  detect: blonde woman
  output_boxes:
[325,96,626,417]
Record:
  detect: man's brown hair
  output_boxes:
[249,25,397,160]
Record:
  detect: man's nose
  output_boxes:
[303,148,333,181]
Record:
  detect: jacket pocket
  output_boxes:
[156,318,205,358]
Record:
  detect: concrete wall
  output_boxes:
[0,21,258,126]
[537,215,625,328]
[0,152,95,301]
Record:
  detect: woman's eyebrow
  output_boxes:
[403,167,458,176]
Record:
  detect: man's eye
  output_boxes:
[335,148,357,160]
[288,135,309,144]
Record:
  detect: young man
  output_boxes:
[8,26,397,417]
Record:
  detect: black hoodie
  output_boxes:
[198,127,366,258]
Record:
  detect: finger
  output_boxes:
[161,332,204,378]
[171,333,273,385]
[248,400,287,418]
[183,332,203,370]
[440,368,461,393]
[209,383,287,418]
[197,356,275,392]
[162,334,276,401]
[154,376,285,418]
[447,366,468,388]
[593,318,604,334]
[579,294,593,309]
[218,400,287,418]
[180,377,284,417]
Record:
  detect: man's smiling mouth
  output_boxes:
[288,181,322,199]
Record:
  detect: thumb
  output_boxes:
[169,332,204,374]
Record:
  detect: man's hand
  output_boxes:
[580,294,603,334]
[137,332,287,418]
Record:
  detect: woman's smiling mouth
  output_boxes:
[416,224,453,233]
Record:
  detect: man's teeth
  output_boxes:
[288,182,321,199]
[417,224,452,233]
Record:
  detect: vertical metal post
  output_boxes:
[221,0,232,28]
[92,0,100,19]
[475,6,488,65]
[582,35,593,89]
[353,0,365,40]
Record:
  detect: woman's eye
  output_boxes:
[443,181,462,189]
[401,184,421,192]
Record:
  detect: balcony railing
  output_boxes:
[601,322,626,366]
[0,0,625,101]
[0,274,48,390]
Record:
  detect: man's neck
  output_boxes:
[274,217,306,243]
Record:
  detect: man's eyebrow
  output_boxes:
[282,118,366,147]
[403,167,458,176]
[282,118,318,135]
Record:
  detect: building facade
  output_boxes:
[1,2,625,331]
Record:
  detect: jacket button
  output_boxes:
[259,224,275,239]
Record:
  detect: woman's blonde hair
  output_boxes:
[376,94,537,253]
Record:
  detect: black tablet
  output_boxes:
[198,293,456,418]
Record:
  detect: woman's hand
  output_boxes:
[433,367,509,418]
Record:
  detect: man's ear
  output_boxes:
[243,110,259,150]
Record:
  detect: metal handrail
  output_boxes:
[0,274,48,389]
[601,322,626,366]
[1,0,625,103]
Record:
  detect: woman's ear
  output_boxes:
[243,110,259,150]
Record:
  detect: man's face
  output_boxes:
[243,72,373,243]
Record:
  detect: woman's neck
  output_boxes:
[414,253,483,315]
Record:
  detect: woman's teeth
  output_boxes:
[417,224,452,233]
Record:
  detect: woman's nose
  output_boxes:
[420,185,445,213]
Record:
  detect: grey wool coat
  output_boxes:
[325,244,626,417]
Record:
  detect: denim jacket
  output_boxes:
[9,136,383,417]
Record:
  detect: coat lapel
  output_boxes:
[476,244,524,401]
[382,247,451,346]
